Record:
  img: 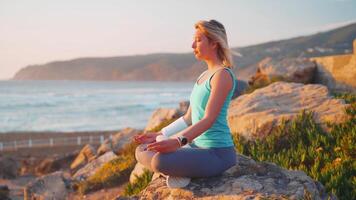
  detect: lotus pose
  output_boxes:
[134,19,237,188]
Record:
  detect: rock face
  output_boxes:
[227,82,349,140]
[311,39,356,93]
[70,144,97,172]
[72,151,118,181]
[35,152,77,175]
[248,57,317,86]
[0,156,20,179]
[138,154,334,200]
[97,128,141,156]
[24,171,69,200]
[145,108,181,131]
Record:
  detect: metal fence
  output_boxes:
[0,134,112,151]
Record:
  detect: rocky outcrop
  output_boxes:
[144,108,181,131]
[70,144,97,172]
[136,154,334,200]
[227,82,349,140]
[72,151,118,181]
[248,57,317,86]
[0,156,20,179]
[97,128,141,156]
[35,152,77,175]
[24,171,69,200]
[311,39,356,93]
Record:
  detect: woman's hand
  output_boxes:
[146,138,180,153]
[133,131,160,144]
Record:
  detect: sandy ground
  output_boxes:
[0,130,131,199]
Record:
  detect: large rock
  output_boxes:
[248,57,317,86]
[24,171,69,200]
[97,127,141,156]
[70,144,97,172]
[72,151,118,181]
[136,154,334,200]
[145,108,181,131]
[311,40,356,93]
[35,152,77,175]
[228,82,349,140]
[0,156,20,179]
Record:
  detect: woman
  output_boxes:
[134,19,237,188]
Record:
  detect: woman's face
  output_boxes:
[192,29,216,61]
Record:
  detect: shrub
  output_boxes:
[123,169,153,197]
[233,93,356,200]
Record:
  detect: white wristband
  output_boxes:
[161,116,188,137]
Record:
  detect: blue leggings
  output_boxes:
[135,143,236,178]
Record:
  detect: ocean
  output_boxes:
[0,80,194,132]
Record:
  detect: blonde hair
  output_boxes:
[195,20,233,68]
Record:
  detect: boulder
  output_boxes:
[35,152,77,175]
[145,108,181,131]
[72,151,118,181]
[24,171,69,200]
[137,154,335,200]
[70,144,97,172]
[0,156,20,179]
[97,128,141,156]
[248,57,316,86]
[227,82,349,140]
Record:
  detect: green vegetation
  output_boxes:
[233,93,356,200]
[75,141,138,195]
[123,169,153,197]
[244,76,286,94]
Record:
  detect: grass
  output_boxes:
[233,93,356,200]
[123,169,153,196]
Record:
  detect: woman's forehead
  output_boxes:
[194,30,205,38]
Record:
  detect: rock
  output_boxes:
[0,185,10,200]
[248,57,317,86]
[0,156,20,179]
[129,163,148,184]
[232,79,248,99]
[97,128,141,156]
[145,108,181,131]
[70,144,97,172]
[227,82,349,140]
[35,152,77,175]
[72,151,118,181]
[311,40,356,93]
[138,154,334,200]
[24,171,69,200]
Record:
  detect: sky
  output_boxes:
[1,0,356,80]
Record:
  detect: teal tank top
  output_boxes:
[190,67,236,148]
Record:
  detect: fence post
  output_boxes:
[50,138,54,147]
[14,141,17,150]
[77,136,81,145]
[100,135,104,144]
[0,142,3,151]
[89,136,93,143]
[29,139,32,148]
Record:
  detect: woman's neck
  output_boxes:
[205,55,223,71]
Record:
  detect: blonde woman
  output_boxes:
[134,19,236,188]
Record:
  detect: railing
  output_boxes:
[0,134,112,151]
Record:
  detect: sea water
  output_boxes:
[0,80,193,132]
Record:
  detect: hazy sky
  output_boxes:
[1,0,356,80]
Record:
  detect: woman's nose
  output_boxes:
[191,41,196,49]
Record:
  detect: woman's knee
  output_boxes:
[151,153,168,173]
